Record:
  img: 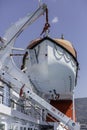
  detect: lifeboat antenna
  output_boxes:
[61,34,64,39]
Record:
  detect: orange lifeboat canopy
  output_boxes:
[28,36,77,60]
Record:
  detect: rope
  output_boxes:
[40,8,50,35]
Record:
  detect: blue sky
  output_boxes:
[0,0,87,98]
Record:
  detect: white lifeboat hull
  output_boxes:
[25,37,78,99]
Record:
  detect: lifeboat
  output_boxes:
[22,36,78,100]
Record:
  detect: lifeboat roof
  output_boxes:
[27,37,77,59]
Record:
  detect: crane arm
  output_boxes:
[0,3,47,71]
[3,3,47,48]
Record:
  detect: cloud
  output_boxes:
[52,17,58,24]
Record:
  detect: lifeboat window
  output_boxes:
[0,95,3,104]
[24,127,26,130]
[28,128,32,130]
[20,127,23,130]
[0,123,5,130]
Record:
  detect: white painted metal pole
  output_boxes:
[73,90,75,121]
[38,0,42,7]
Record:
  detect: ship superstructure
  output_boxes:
[0,3,80,130]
